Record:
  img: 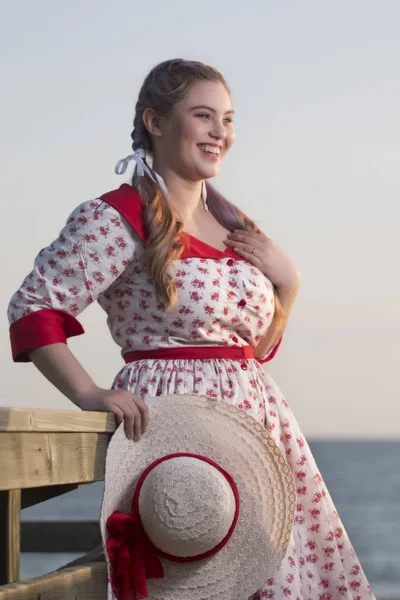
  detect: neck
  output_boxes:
[152,162,204,222]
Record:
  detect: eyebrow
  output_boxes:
[189,105,235,115]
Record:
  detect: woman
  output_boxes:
[7,59,375,598]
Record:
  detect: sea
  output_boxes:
[20,440,400,598]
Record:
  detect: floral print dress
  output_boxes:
[7,184,376,599]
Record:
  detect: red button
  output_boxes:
[240,363,248,371]
[232,336,238,343]
[238,299,247,308]
[227,259,235,266]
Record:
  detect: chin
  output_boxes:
[198,165,220,180]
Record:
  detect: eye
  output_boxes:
[196,113,234,124]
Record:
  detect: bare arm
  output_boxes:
[8,200,149,441]
[28,343,148,441]
[28,344,98,408]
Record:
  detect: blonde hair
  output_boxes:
[131,58,284,327]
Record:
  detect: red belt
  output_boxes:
[123,345,255,364]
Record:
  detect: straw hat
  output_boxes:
[100,394,295,600]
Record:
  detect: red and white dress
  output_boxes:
[8,184,376,599]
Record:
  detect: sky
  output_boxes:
[0,0,399,438]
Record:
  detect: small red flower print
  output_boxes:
[350,581,360,591]
[93,271,105,284]
[190,291,203,302]
[335,527,344,539]
[306,554,318,564]
[55,291,66,304]
[115,236,127,248]
[191,278,205,289]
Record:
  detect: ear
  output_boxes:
[142,108,163,139]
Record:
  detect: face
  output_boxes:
[150,80,236,181]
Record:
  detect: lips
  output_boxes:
[197,144,221,161]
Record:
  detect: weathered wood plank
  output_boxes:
[0,433,110,491]
[0,490,21,585]
[21,483,90,510]
[21,521,101,552]
[58,545,104,568]
[0,407,116,433]
[0,562,107,600]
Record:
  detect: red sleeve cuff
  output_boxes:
[255,336,283,364]
[9,309,85,362]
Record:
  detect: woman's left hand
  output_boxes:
[223,229,301,290]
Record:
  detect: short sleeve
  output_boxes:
[255,336,283,364]
[7,199,138,362]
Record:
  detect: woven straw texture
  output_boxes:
[100,394,296,600]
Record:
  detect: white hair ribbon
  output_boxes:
[115,148,208,211]
[114,149,169,197]
[201,180,209,211]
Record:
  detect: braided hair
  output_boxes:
[129,58,284,327]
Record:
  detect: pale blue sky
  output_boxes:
[1,0,399,437]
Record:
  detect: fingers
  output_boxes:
[231,244,263,265]
[113,406,124,429]
[109,393,149,442]
[224,231,267,252]
[120,398,138,441]
[134,396,150,432]
[230,230,268,243]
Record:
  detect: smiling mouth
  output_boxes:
[197,144,221,159]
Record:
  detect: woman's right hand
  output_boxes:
[78,386,149,442]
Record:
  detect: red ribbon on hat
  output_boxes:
[106,509,164,600]
[105,453,240,600]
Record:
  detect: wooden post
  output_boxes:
[0,489,21,585]
[0,406,116,594]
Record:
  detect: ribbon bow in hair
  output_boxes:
[106,509,164,600]
[115,149,169,198]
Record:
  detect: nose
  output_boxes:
[209,122,227,141]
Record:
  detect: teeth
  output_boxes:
[198,144,220,155]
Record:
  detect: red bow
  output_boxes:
[106,510,165,599]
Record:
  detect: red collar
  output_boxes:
[100,184,240,261]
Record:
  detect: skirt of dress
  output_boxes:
[111,358,376,599]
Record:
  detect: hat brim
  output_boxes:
[100,394,295,600]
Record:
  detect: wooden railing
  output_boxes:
[0,407,397,599]
[0,407,116,599]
